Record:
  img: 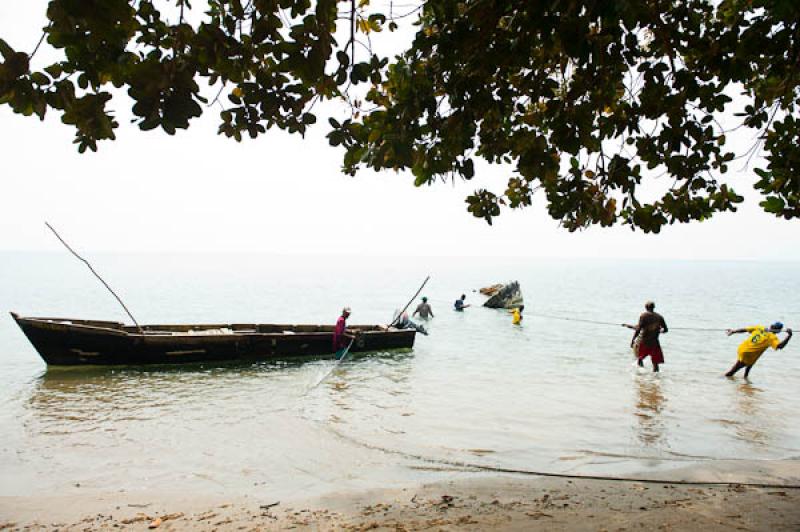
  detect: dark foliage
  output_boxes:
[1,0,798,230]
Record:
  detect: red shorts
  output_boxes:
[637,343,664,365]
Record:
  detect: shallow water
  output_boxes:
[1,252,799,497]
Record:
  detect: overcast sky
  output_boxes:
[1,2,797,260]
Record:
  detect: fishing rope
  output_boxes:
[299,311,799,490]
[302,287,797,486]
[527,312,729,332]
[529,312,797,332]
[421,298,792,332]
[298,406,800,490]
[304,337,356,393]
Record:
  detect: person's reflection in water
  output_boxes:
[733,382,770,446]
[634,376,667,447]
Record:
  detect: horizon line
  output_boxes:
[0,249,797,263]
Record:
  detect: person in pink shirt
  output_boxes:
[332,307,353,358]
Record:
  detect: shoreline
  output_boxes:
[3,462,800,531]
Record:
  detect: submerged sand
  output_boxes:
[3,468,800,531]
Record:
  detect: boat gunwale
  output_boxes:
[12,314,129,336]
[11,313,405,338]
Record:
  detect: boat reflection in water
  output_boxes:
[26,362,305,434]
[17,351,421,496]
[25,349,419,433]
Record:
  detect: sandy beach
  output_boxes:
[3,469,800,531]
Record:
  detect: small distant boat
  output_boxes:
[10,312,416,367]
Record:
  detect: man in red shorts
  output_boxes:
[630,301,669,372]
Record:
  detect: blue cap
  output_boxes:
[770,322,784,331]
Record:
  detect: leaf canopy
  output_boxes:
[1,0,798,230]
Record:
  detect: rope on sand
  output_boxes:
[299,346,800,489]
[320,422,800,490]
[301,386,800,490]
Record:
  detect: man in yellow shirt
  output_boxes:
[725,322,793,378]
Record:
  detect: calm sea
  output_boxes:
[1,252,798,498]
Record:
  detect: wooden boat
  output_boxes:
[10,312,416,366]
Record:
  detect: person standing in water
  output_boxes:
[454,294,470,311]
[332,307,353,359]
[413,296,434,319]
[725,322,792,379]
[511,305,524,325]
[630,301,668,372]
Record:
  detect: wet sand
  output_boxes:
[3,471,800,531]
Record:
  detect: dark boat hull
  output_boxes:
[10,313,416,366]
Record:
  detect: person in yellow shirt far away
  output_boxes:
[510,305,524,325]
[725,322,792,378]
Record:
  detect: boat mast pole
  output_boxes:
[389,275,431,327]
[45,222,144,333]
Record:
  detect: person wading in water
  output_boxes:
[725,322,792,379]
[630,301,668,372]
[413,296,434,319]
[511,305,524,325]
[454,294,470,312]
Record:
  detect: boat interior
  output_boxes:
[18,316,388,335]
[129,323,388,335]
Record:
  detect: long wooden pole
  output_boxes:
[45,222,143,332]
[389,275,430,327]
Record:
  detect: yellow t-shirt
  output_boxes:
[737,326,780,365]
[512,309,522,325]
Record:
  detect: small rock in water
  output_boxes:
[148,517,162,529]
